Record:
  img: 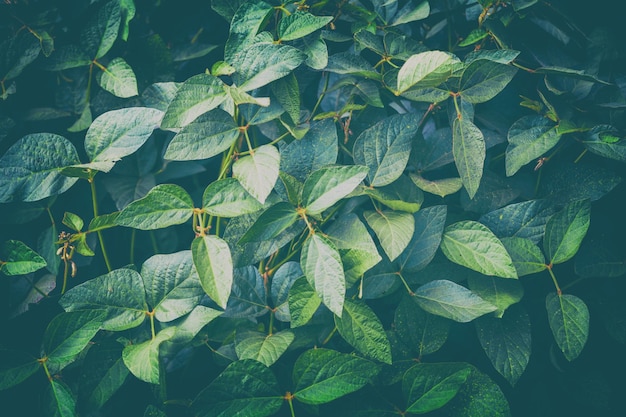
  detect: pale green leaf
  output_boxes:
[122,327,176,384]
[301,165,369,215]
[414,280,497,323]
[0,240,47,276]
[546,293,589,361]
[467,275,524,318]
[441,221,518,278]
[397,51,459,93]
[235,330,294,366]
[96,57,138,98]
[224,0,274,62]
[278,11,333,41]
[403,363,472,413]
[233,144,280,204]
[363,174,424,212]
[192,235,233,309]
[501,237,546,276]
[116,184,194,230]
[301,234,345,316]
[410,173,463,198]
[288,276,322,328]
[582,125,626,162]
[505,115,560,176]
[202,178,263,217]
[364,210,414,262]
[453,117,485,199]
[44,380,77,417]
[161,74,227,128]
[544,199,591,265]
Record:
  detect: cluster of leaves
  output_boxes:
[1,0,626,416]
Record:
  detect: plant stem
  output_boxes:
[547,265,562,295]
[322,326,337,345]
[130,229,136,265]
[397,272,414,296]
[287,395,296,417]
[89,178,112,272]
[149,311,156,340]
[61,258,69,294]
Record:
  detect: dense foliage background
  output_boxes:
[1,1,625,416]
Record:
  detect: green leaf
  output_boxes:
[235,330,294,366]
[293,349,380,405]
[164,109,239,161]
[41,44,91,71]
[390,0,430,26]
[441,221,517,278]
[80,340,129,410]
[62,212,83,232]
[398,205,447,273]
[414,280,497,323]
[326,52,381,80]
[582,125,626,162]
[192,235,233,309]
[140,250,204,322]
[394,295,450,357]
[116,184,194,230]
[364,210,414,262]
[325,213,382,285]
[223,266,268,319]
[353,113,418,187]
[233,144,280,204]
[165,305,222,347]
[44,380,77,417]
[452,117,485,199]
[479,199,555,244]
[467,275,524,318]
[232,43,306,92]
[459,28,489,47]
[119,0,136,41]
[59,268,148,331]
[534,66,610,85]
[335,299,392,364]
[505,115,560,176]
[546,293,589,361]
[238,202,299,244]
[0,31,41,81]
[501,237,546,276]
[459,60,517,103]
[0,349,40,391]
[0,240,47,276]
[475,306,531,386]
[288,276,322,327]
[544,199,591,265]
[403,363,472,413]
[397,51,458,93]
[161,74,227,128]
[88,212,121,233]
[278,11,333,41]
[410,173,463,198]
[301,234,345,316]
[271,73,300,124]
[575,237,626,278]
[224,0,274,62]
[96,57,138,98]
[464,49,520,65]
[193,359,282,417]
[363,174,424,212]
[43,310,105,374]
[80,0,122,59]
[85,107,163,163]
[301,165,369,215]
[122,327,176,384]
[271,262,302,322]
[0,133,80,203]
[203,178,263,217]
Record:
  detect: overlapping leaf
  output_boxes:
[116,184,194,230]
[414,280,497,322]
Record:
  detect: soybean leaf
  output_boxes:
[59,268,148,331]
[233,144,280,204]
[141,82,180,112]
[363,174,424,212]
[402,363,472,413]
[270,74,300,124]
[467,275,524,318]
[453,117,485,199]
[224,0,274,62]
[534,66,611,85]
[546,293,589,361]
[271,262,303,322]
[223,266,267,319]
[394,295,450,357]
[441,221,518,278]
[164,108,239,161]
[353,113,419,187]
[326,52,381,80]
[85,107,163,163]
[192,235,233,309]
[335,299,392,364]
[0,31,41,80]
[459,60,517,103]
[116,184,194,230]
[238,202,299,244]
[575,238,626,278]
[293,349,380,405]
[43,310,105,374]
[232,43,306,92]
[88,212,121,233]
[41,44,91,71]
[390,0,430,26]
[96,57,138,98]
[544,199,591,265]
[440,367,511,417]
[398,205,447,273]
[140,250,204,322]
[122,327,176,384]
[80,0,121,59]
[0,350,40,391]
[202,178,263,217]
[164,305,223,348]
[301,165,369,215]
[288,276,322,328]
[0,133,80,203]
[479,200,555,244]
[414,280,497,322]
[410,173,463,198]
[325,213,382,286]
[505,115,560,176]
[44,380,77,417]
[364,210,414,262]
[0,240,47,276]
[464,49,520,65]
[235,330,294,366]
[161,74,227,128]
[278,11,333,41]
[475,305,531,386]
[397,51,458,93]
[582,125,626,162]
[501,237,547,277]
[193,359,282,417]
[301,234,345,316]
[80,340,129,410]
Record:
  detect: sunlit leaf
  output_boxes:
[403,363,472,413]
[414,280,497,322]
[278,11,333,41]
[0,240,47,276]
[116,184,194,230]
[122,327,176,384]
[505,115,560,176]
[301,234,345,316]
[453,117,485,199]
[364,210,414,262]
[233,144,280,204]
[397,51,458,93]
[203,178,264,217]
[161,74,227,128]
[301,165,369,215]
[96,57,138,98]
[546,293,589,361]
[235,330,294,366]
[288,276,322,328]
[544,199,591,265]
[192,235,233,309]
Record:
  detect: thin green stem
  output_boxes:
[322,326,337,345]
[547,266,562,295]
[309,73,330,121]
[41,359,52,381]
[149,231,159,253]
[397,272,414,296]
[287,395,296,417]
[61,257,69,294]
[269,312,275,336]
[149,312,156,340]
[130,229,136,265]
[90,179,112,272]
